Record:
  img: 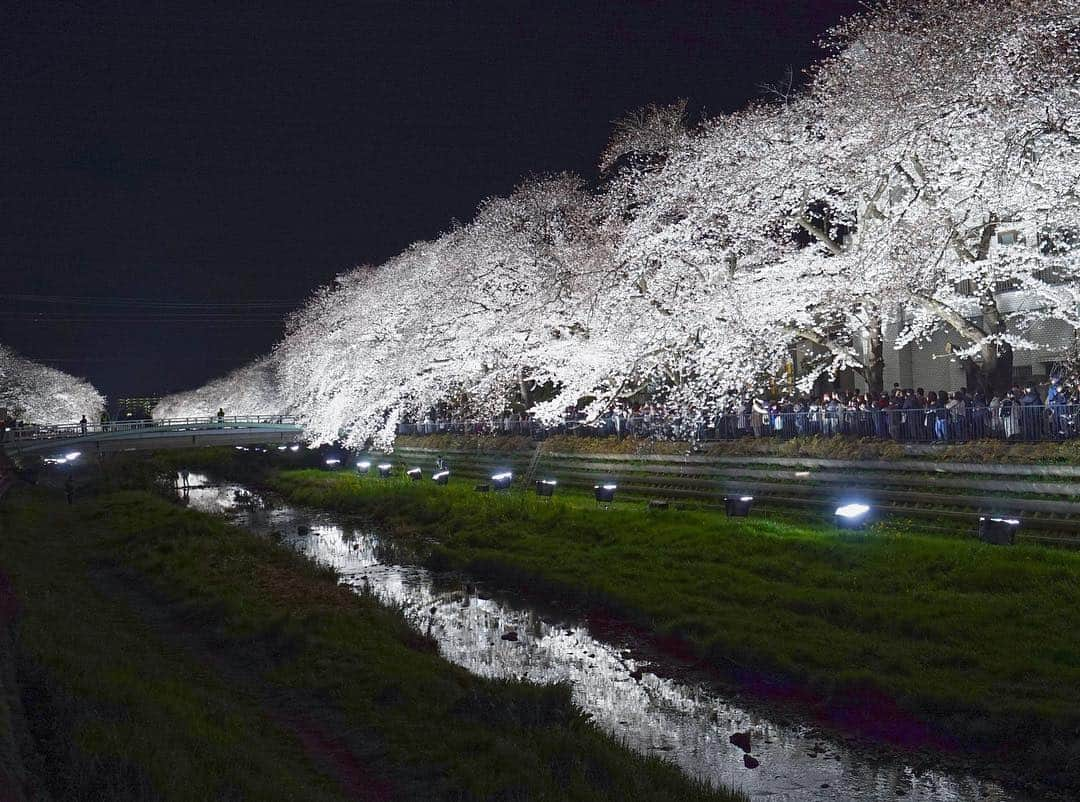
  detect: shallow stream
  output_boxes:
[180,474,1038,802]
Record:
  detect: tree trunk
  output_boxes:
[517,367,531,408]
[980,295,1013,396]
[986,341,1014,395]
[865,315,885,395]
[963,341,1014,396]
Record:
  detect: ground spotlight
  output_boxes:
[356,460,372,474]
[324,458,341,469]
[377,463,393,478]
[724,495,753,517]
[978,516,1020,545]
[407,467,422,481]
[834,502,871,529]
[277,445,287,450]
[594,483,617,505]
[491,471,513,491]
[65,452,81,461]
[289,444,301,452]
[433,470,450,485]
[535,479,556,498]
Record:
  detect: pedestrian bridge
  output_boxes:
[1,415,303,459]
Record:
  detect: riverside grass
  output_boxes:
[270,468,1080,791]
[0,483,737,802]
[394,432,1080,464]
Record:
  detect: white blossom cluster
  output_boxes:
[158,0,1080,449]
[153,357,284,420]
[0,345,106,424]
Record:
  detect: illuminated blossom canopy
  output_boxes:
[0,345,106,423]
[157,0,1080,448]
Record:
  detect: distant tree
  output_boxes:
[599,99,690,175]
[0,345,106,423]
[154,356,286,419]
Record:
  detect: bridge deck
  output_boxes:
[2,416,303,457]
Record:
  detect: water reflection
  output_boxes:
[183,478,1033,802]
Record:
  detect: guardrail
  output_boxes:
[0,415,301,444]
[397,404,1080,444]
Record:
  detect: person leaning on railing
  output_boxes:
[1046,376,1067,438]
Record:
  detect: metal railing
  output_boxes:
[397,405,1080,444]
[0,415,301,444]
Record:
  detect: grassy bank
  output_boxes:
[0,482,736,801]
[269,468,1080,791]
[394,432,1080,464]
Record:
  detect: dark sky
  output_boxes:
[1,0,862,403]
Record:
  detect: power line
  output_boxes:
[0,318,283,325]
[1,312,286,319]
[0,293,300,308]
[20,356,259,362]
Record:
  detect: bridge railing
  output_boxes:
[2,415,301,444]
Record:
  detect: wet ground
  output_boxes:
[180,474,1040,802]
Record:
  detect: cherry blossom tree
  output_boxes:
[0,345,106,423]
[158,0,1080,443]
[153,356,286,419]
[798,0,1080,393]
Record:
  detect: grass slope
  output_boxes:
[0,483,736,802]
[394,432,1080,464]
[270,468,1080,791]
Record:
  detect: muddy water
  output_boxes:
[180,475,1036,802]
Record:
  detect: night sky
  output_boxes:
[2,1,862,403]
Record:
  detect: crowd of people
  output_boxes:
[400,377,1080,444]
[739,379,1076,442]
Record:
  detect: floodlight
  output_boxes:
[377,463,393,478]
[724,495,753,517]
[289,444,300,452]
[357,460,372,471]
[834,502,871,529]
[277,445,287,450]
[535,479,556,498]
[594,483,617,504]
[491,471,513,491]
[65,452,81,461]
[407,467,422,481]
[324,458,341,468]
[978,516,1021,545]
[433,470,450,485]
